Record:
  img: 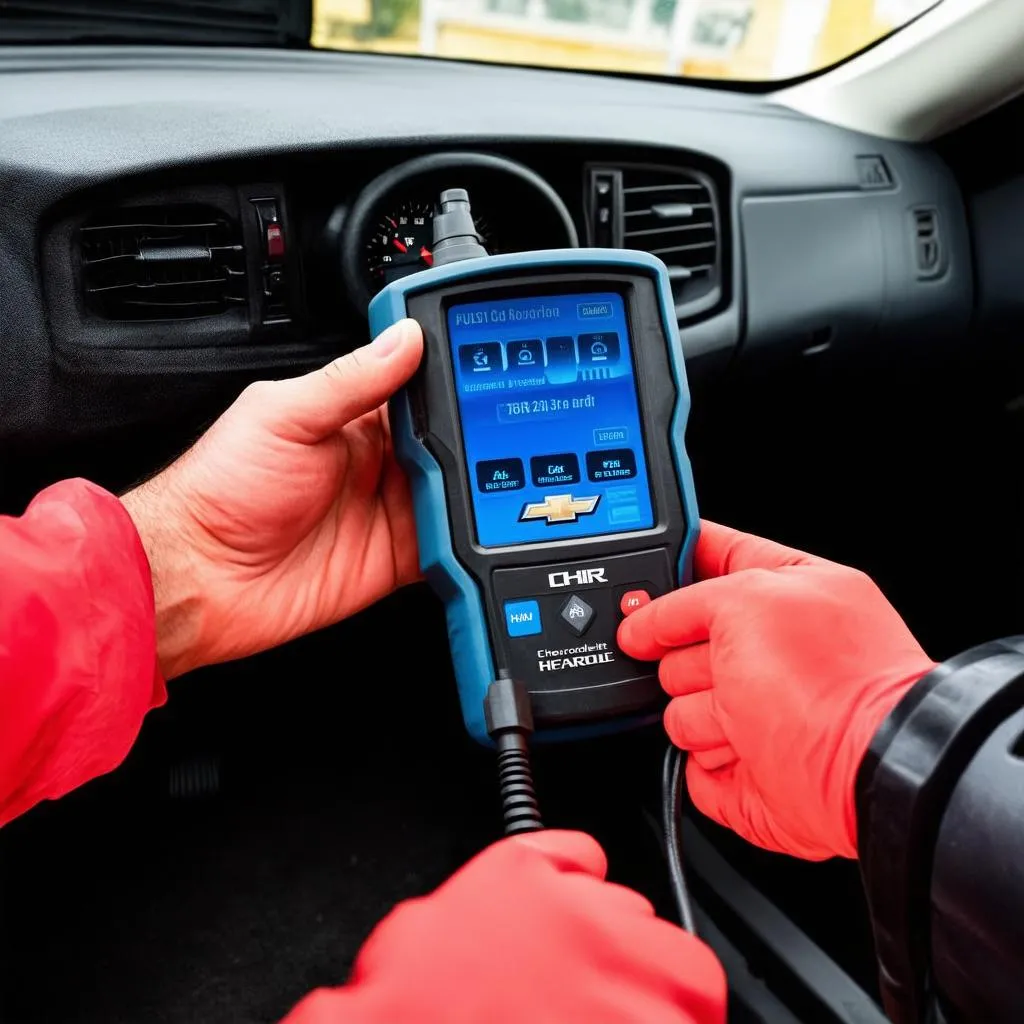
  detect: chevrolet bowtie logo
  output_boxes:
[519,493,601,525]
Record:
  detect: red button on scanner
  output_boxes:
[620,590,651,616]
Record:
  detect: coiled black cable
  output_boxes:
[494,731,543,834]
[485,672,543,835]
[662,745,697,934]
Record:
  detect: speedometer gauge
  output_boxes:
[365,199,492,291]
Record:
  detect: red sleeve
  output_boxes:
[0,478,166,827]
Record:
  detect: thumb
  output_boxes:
[508,829,608,879]
[266,319,423,442]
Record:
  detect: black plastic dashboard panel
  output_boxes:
[0,46,972,447]
[743,185,971,358]
[744,195,886,354]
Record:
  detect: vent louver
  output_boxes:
[620,166,718,287]
[79,205,247,322]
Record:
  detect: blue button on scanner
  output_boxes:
[504,599,542,637]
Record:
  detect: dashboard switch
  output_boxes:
[249,196,291,325]
[587,168,622,248]
[266,222,285,261]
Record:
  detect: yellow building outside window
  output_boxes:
[312,0,939,83]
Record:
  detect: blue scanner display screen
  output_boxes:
[447,291,655,549]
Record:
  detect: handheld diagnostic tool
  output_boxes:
[370,190,699,744]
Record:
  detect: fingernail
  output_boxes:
[371,319,412,359]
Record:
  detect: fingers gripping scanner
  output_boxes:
[370,189,700,748]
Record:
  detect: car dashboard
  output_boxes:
[0,45,971,459]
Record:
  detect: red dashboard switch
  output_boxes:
[266,222,285,261]
[620,589,651,616]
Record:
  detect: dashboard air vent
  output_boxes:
[79,205,247,322]
[587,164,721,316]
[620,167,718,285]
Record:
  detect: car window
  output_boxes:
[311,0,940,83]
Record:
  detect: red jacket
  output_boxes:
[0,479,165,827]
[0,478,725,1024]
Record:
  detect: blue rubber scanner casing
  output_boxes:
[370,249,700,744]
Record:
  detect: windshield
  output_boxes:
[311,0,939,81]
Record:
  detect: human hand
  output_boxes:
[618,522,936,860]
[121,320,423,679]
[284,830,726,1024]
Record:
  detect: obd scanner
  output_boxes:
[370,189,700,749]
